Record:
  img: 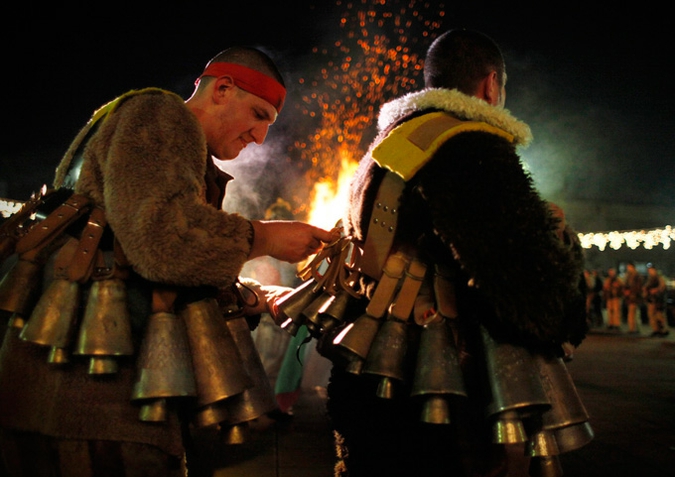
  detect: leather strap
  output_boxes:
[67,207,107,283]
[365,252,407,318]
[359,172,403,279]
[14,194,91,255]
[389,258,427,321]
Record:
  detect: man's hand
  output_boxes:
[248,220,338,263]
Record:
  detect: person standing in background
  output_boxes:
[623,262,643,334]
[643,264,669,337]
[603,267,623,330]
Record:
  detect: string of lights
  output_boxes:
[578,226,674,251]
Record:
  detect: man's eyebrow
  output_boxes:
[257,106,277,124]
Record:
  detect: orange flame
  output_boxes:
[294,0,444,227]
[306,148,359,229]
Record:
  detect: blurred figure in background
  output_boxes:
[643,264,669,337]
[603,267,623,330]
[623,262,643,333]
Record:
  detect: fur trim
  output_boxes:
[378,88,533,147]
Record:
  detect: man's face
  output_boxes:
[207,85,278,160]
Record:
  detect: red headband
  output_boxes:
[198,62,286,113]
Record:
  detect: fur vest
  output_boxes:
[346,88,587,349]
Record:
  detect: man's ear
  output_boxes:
[485,70,503,106]
[212,76,236,103]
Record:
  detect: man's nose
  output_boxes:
[251,124,270,145]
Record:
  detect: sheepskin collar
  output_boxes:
[378,88,533,147]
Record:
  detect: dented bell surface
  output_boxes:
[132,311,197,422]
[74,278,134,374]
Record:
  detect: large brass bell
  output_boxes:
[74,278,134,374]
[132,311,197,422]
[411,317,467,424]
[0,259,43,329]
[332,313,382,374]
[526,354,593,461]
[481,327,550,444]
[362,316,412,398]
[216,316,276,443]
[19,278,80,364]
[274,278,322,336]
[181,298,253,424]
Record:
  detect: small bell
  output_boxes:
[274,279,321,336]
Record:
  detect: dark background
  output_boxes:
[1,1,672,214]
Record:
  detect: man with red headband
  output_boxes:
[0,46,334,476]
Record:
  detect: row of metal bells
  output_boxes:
[17,277,134,372]
[411,317,467,425]
[0,258,43,329]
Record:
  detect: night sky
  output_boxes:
[2,1,672,214]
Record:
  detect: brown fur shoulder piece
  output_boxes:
[53,89,253,288]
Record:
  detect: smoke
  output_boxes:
[216,136,305,220]
[505,48,675,207]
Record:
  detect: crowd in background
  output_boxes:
[585,263,673,337]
